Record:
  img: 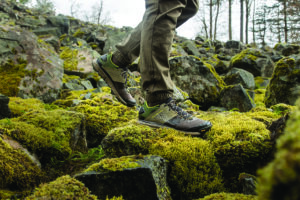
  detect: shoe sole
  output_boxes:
[138,119,212,137]
[92,59,135,107]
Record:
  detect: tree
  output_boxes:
[69,0,80,18]
[245,0,253,44]
[34,0,55,14]
[228,0,233,40]
[89,0,112,25]
[254,3,268,47]
[213,0,221,40]
[240,0,244,43]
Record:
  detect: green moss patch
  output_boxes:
[197,192,258,200]
[103,123,224,199]
[0,137,42,190]
[25,175,97,200]
[0,109,86,164]
[85,156,141,173]
[257,98,300,200]
[0,59,28,97]
[60,47,79,71]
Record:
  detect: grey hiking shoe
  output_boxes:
[92,54,136,107]
[138,98,212,136]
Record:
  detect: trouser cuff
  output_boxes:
[146,92,173,107]
[112,50,131,67]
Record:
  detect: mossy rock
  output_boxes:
[0,137,42,190]
[169,56,225,110]
[230,48,265,77]
[197,192,258,200]
[9,97,47,117]
[102,122,224,199]
[196,109,281,191]
[256,98,300,200]
[72,93,138,147]
[0,109,87,165]
[25,175,97,200]
[264,57,300,107]
[76,155,171,200]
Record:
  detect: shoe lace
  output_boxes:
[166,99,192,119]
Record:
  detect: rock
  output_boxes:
[0,26,64,103]
[264,57,300,107]
[238,173,257,195]
[0,107,88,165]
[101,123,224,199]
[224,68,255,90]
[181,40,201,57]
[274,43,300,56]
[60,46,100,75]
[0,94,11,119]
[103,26,133,54]
[225,40,246,50]
[63,82,85,91]
[169,56,225,110]
[220,84,255,112]
[75,155,171,200]
[255,77,270,89]
[257,98,300,200]
[230,48,274,77]
[81,80,94,90]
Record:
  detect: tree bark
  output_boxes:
[214,0,220,40]
[229,0,232,40]
[283,0,288,43]
[240,0,244,43]
[245,0,250,44]
[210,0,213,39]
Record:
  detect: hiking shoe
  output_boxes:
[92,54,136,107]
[138,98,212,136]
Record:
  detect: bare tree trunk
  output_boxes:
[245,0,250,44]
[240,0,244,43]
[283,0,288,43]
[214,0,220,40]
[252,0,256,44]
[97,0,104,25]
[229,0,232,40]
[209,0,213,39]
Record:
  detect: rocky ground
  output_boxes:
[0,1,300,200]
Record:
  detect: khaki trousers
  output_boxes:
[114,0,199,103]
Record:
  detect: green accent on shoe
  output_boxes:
[139,101,160,119]
[96,54,127,83]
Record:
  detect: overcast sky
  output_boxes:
[32,0,203,39]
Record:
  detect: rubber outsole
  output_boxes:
[92,59,135,107]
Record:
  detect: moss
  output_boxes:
[103,122,224,199]
[0,137,42,190]
[73,29,85,38]
[196,110,275,191]
[25,175,97,200]
[197,192,258,200]
[0,58,28,97]
[253,89,266,107]
[72,94,137,146]
[257,98,300,200]
[231,49,261,65]
[60,47,79,71]
[264,57,299,107]
[62,74,81,83]
[106,197,124,200]
[85,156,142,173]
[9,97,46,117]
[0,109,86,164]
[270,103,295,116]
